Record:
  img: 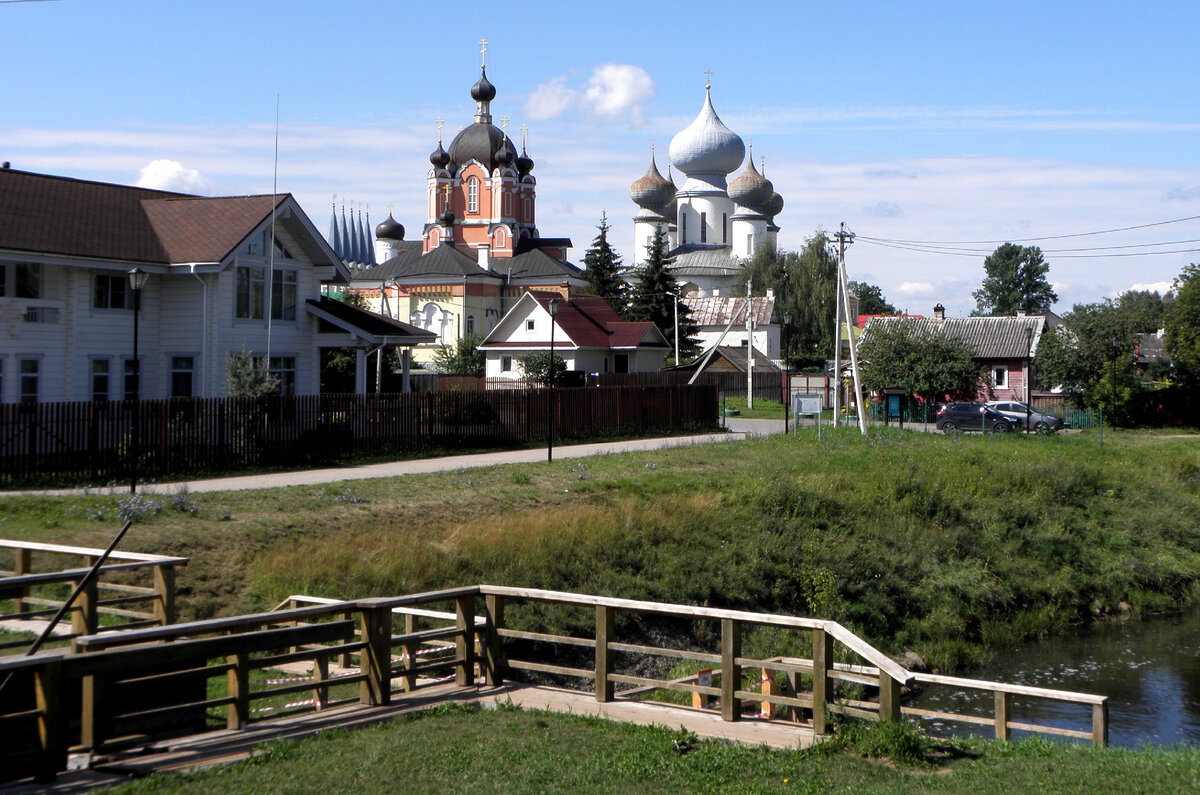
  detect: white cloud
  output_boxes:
[523,64,655,125]
[1128,281,1174,294]
[136,159,210,193]
[865,201,903,218]
[898,282,934,296]
[524,76,577,121]
[583,64,655,125]
[1164,185,1200,201]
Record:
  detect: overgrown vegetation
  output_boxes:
[3,430,1200,672]
[106,705,1200,794]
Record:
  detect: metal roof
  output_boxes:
[863,315,1047,359]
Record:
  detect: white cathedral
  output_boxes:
[629,80,783,298]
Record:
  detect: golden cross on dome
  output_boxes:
[479,38,488,67]
[704,69,713,90]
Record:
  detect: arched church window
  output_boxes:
[468,178,479,213]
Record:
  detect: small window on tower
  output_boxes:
[700,212,707,243]
[723,213,728,243]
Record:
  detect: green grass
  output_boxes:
[2,429,1200,671]
[104,705,1200,794]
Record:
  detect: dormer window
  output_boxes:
[468,177,479,214]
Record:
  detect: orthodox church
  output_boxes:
[348,44,585,366]
[629,79,784,298]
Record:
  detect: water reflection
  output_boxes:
[908,612,1200,747]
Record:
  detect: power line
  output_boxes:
[859,238,1200,259]
[856,212,1200,247]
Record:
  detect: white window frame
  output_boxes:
[269,355,297,397]
[93,273,130,311]
[236,265,266,320]
[170,355,196,398]
[500,355,513,372]
[467,177,479,214]
[90,357,111,401]
[19,357,40,405]
[271,269,297,321]
[993,365,1008,388]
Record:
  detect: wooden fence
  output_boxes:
[0,540,188,654]
[0,384,718,486]
[0,585,1109,783]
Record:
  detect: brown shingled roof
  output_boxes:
[0,168,284,265]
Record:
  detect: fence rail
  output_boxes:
[0,385,719,486]
[0,539,187,654]
[0,585,1108,784]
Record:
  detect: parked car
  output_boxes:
[985,401,1064,433]
[935,402,1020,434]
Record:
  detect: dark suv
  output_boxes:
[935,402,1020,434]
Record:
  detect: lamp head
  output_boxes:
[127,267,149,291]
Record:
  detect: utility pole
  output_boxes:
[746,278,754,409]
[831,237,844,427]
[832,224,865,436]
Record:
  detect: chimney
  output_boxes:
[766,287,774,299]
[933,303,945,321]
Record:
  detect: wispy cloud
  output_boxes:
[524,63,655,126]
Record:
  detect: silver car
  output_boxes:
[985,401,1063,432]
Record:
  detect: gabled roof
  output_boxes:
[141,195,285,263]
[504,247,585,280]
[687,296,775,326]
[384,243,495,280]
[305,296,436,345]
[675,345,780,373]
[350,241,424,285]
[480,292,669,350]
[863,315,1046,359]
[0,167,340,272]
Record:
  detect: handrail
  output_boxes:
[0,539,188,566]
[912,671,1107,705]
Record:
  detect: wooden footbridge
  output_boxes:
[1,569,1109,788]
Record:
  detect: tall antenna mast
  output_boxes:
[266,94,280,371]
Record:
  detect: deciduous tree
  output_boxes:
[433,333,485,376]
[973,243,1057,315]
[859,321,982,405]
[1165,263,1200,389]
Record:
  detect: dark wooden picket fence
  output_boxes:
[0,385,719,487]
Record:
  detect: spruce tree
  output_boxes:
[582,212,626,309]
[630,224,700,363]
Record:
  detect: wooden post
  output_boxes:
[455,594,474,687]
[720,618,741,722]
[595,605,614,702]
[760,668,776,719]
[878,673,901,723]
[359,604,392,706]
[340,609,353,669]
[80,672,104,750]
[485,594,505,686]
[811,627,832,734]
[785,670,802,723]
[401,613,417,693]
[15,548,31,616]
[227,650,249,730]
[72,563,99,639]
[994,691,1011,740]
[314,655,329,710]
[153,564,176,625]
[1093,700,1109,747]
[34,658,64,783]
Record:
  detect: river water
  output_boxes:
[907,612,1200,748]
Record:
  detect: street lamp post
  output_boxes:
[783,311,791,435]
[127,268,149,494]
[1025,326,1033,433]
[547,297,559,462]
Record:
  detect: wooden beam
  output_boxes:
[812,628,831,735]
[721,618,741,722]
[595,605,614,702]
[485,593,504,686]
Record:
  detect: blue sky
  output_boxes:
[5,0,1199,316]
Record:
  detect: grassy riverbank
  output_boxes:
[3,429,1200,671]
[107,704,1200,794]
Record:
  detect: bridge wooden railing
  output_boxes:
[0,540,188,653]
[0,585,1109,784]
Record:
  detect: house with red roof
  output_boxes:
[479,292,670,380]
[0,167,432,402]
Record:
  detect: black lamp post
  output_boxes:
[127,267,149,493]
[547,297,559,463]
[1025,326,1033,433]
[783,311,791,435]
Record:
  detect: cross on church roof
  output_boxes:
[436,116,444,143]
[479,38,488,67]
[500,115,509,132]
[704,69,712,90]
[520,124,528,147]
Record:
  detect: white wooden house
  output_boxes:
[479,292,670,380]
[0,167,431,402]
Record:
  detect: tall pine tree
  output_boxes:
[582,212,626,308]
[630,224,699,363]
